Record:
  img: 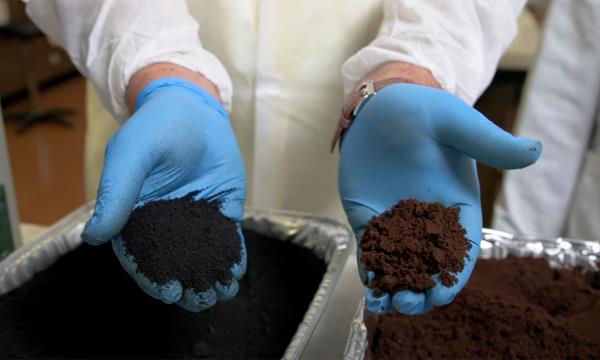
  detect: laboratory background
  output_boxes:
[1,1,599,359]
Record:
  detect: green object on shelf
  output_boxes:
[0,184,14,257]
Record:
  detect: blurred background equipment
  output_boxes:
[0,0,9,26]
[0,0,76,102]
[1,0,84,237]
[0,106,21,257]
[0,19,73,132]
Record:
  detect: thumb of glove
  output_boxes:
[432,89,542,169]
[82,131,152,246]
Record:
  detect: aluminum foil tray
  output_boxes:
[0,202,353,360]
[343,228,600,360]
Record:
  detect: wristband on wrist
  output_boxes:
[330,77,418,152]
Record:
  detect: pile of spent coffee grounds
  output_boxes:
[366,257,600,359]
[121,191,241,293]
[360,199,470,293]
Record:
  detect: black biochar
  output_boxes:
[121,192,241,292]
[0,230,326,358]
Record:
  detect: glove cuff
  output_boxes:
[135,77,228,120]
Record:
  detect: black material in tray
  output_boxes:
[0,230,326,359]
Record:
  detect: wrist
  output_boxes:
[126,63,221,114]
[134,77,228,120]
[351,61,441,98]
[332,62,441,152]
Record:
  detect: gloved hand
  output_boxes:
[81,77,246,312]
[339,84,541,315]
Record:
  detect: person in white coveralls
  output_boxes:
[24,0,541,315]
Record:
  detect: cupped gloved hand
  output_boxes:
[339,83,541,315]
[81,77,246,312]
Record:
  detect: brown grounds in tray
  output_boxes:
[366,257,600,359]
[360,199,471,293]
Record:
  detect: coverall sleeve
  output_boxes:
[342,0,526,105]
[23,0,232,122]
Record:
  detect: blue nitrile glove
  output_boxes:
[81,78,247,312]
[339,84,541,315]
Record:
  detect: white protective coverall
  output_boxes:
[25,0,526,219]
[493,0,600,240]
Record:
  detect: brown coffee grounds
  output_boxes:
[121,191,241,292]
[366,257,600,359]
[360,200,470,293]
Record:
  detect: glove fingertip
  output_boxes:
[515,138,542,166]
[391,290,428,315]
[81,215,109,246]
[365,289,391,314]
[367,271,375,287]
[426,285,458,308]
[178,288,218,313]
[157,280,183,304]
[215,279,239,301]
[485,137,542,170]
